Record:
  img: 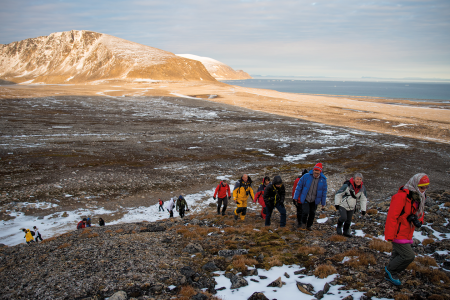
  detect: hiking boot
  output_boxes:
[306,227,312,231]
[336,221,343,235]
[299,224,306,230]
[385,267,401,286]
[234,214,238,220]
[343,223,352,237]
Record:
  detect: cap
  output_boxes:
[313,163,323,172]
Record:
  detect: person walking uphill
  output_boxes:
[293,163,328,231]
[158,198,164,212]
[293,169,308,228]
[33,226,43,242]
[233,174,254,221]
[254,176,270,219]
[176,195,189,218]
[214,179,231,215]
[335,173,367,237]
[165,197,176,218]
[384,173,429,286]
[264,176,286,227]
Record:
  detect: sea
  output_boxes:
[222,78,450,103]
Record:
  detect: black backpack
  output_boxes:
[30,230,35,236]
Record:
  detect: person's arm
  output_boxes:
[280,185,286,204]
[321,179,328,207]
[213,184,220,199]
[359,186,368,214]
[227,185,231,198]
[292,177,300,199]
[233,187,238,203]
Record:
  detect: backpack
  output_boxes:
[30,230,35,236]
[77,221,84,229]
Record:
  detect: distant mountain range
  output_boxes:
[0,30,251,84]
[176,54,252,80]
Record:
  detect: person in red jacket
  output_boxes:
[213,179,231,215]
[254,176,270,219]
[384,173,429,286]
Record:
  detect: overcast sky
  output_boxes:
[1,0,449,79]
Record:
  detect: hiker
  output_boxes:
[22,228,35,244]
[158,198,164,212]
[233,174,254,221]
[165,197,176,218]
[334,173,367,237]
[77,218,87,229]
[213,179,231,215]
[176,194,189,218]
[263,175,286,227]
[33,226,43,242]
[292,169,309,228]
[99,218,105,226]
[384,173,429,286]
[254,176,270,219]
[293,163,328,231]
[85,217,92,227]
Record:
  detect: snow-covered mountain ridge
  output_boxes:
[0,30,216,84]
[176,54,252,80]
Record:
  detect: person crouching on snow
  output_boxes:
[334,173,367,237]
[263,176,286,227]
[233,174,254,221]
[165,197,176,218]
[254,176,270,219]
[384,173,429,286]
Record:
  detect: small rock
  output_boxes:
[182,243,203,254]
[247,292,269,300]
[192,293,208,300]
[259,275,268,279]
[257,253,264,263]
[284,272,290,278]
[108,291,127,300]
[61,212,69,217]
[267,277,285,288]
[202,261,219,272]
[218,249,248,257]
[230,275,249,289]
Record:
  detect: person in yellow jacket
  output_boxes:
[21,228,35,244]
[233,174,254,220]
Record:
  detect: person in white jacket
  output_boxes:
[165,197,176,218]
[334,173,367,237]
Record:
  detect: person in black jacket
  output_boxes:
[99,218,105,226]
[263,175,286,227]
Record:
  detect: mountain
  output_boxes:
[0,30,216,84]
[176,54,252,80]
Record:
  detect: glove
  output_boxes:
[292,199,297,206]
[228,196,231,200]
[361,211,366,216]
[213,196,216,200]
[335,205,340,210]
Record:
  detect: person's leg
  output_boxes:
[170,210,173,218]
[222,197,228,215]
[265,206,273,226]
[217,197,223,215]
[306,203,317,229]
[343,209,354,237]
[337,207,347,235]
[296,203,303,227]
[301,202,309,227]
[235,207,244,220]
[387,243,415,275]
[276,204,286,227]
[240,207,247,220]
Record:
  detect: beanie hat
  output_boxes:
[418,175,430,186]
[273,175,283,185]
[313,163,323,172]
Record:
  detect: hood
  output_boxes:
[272,175,283,185]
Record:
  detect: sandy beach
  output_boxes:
[1,80,449,144]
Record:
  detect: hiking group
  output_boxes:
[212,163,430,287]
[21,226,43,244]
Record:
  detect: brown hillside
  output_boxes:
[0,30,216,84]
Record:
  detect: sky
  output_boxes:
[1,0,449,79]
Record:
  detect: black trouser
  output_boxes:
[338,207,354,226]
[235,207,247,215]
[217,197,228,215]
[296,202,303,225]
[159,204,164,211]
[179,207,185,218]
[35,233,43,242]
[169,210,173,218]
[301,202,317,228]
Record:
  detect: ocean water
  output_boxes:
[222,79,450,102]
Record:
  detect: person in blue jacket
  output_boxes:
[293,162,328,231]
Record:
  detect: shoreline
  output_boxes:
[1,80,450,144]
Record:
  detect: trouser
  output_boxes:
[338,207,354,226]
[169,210,173,218]
[387,242,415,275]
[235,207,247,220]
[265,203,286,227]
[261,207,267,219]
[35,234,43,242]
[179,207,185,218]
[301,202,318,228]
[296,202,303,225]
[217,197,228,215]
[159,204,164,211]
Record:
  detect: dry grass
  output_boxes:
[87,233,99,238]
[366,209,378,215]
[268,256,283,268]
[115,229,124,233]
[422,238,434,246]
[57,243,71,249]
[328,235,347,242]
[319,214,327,219]
[105,230,112,233]
[231,255,258,272]
[314,264,337,278]
[430,269,450,284]
[406,261,449,284]
[394,294,409,300]
[444,202,450,207]
[415,256,438,267]
[41,237,57,243]
[332,249,375,267]
[369,239,392,252]
[179,285,196,298]
[298,246,325,256]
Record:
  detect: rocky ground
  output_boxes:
[0,190,449,300]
